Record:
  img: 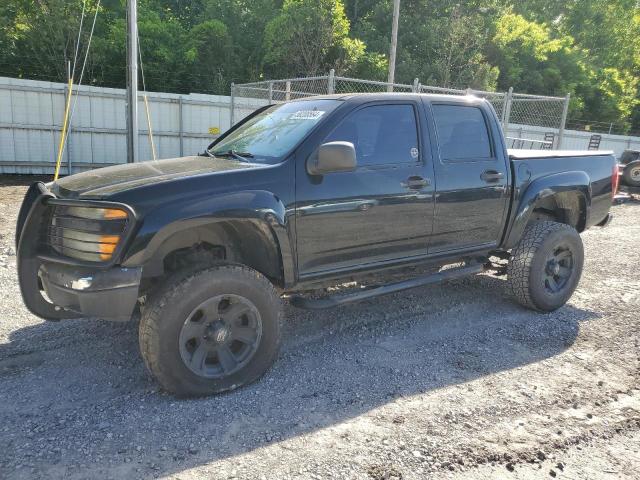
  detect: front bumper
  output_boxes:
[39,262,142,321]
[16,182,141,321]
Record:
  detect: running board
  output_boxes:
[289,263,486,310]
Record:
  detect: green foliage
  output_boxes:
[262,0,370,77]
[488,12,586,95]
[185,20,231,93]
[0,0,638,131]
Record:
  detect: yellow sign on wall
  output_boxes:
[208,127,221,135]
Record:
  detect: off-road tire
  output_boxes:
[139,264,281,397]
[507,221,584,312]
[622,160,640,187]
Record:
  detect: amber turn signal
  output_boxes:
[103,208,128,220]
[98,235,120,260]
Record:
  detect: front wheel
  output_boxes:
[139,264,282,396]
[507,221,584,312]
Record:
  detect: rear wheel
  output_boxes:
[507,221,584,312]
[622,160,640,187]
[139,264,281,396]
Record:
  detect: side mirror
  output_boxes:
[307,141,357,175]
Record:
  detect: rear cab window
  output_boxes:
[432,104,493,162]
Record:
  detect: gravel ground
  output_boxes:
[0,176,638,480]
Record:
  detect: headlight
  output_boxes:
[47,205,130,262]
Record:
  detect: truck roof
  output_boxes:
[300,92,488,105]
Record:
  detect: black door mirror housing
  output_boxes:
[307,141,357,175]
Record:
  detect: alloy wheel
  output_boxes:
[178,294,262,378]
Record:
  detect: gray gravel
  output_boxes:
[0,178,639,479]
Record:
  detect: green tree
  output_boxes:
[262,0,368,77]
[487,12,586,95]
[0,0,100,82]
[348,0,500,89]
[201,0,279,81]
[185,20,231,93]
[0,0,638,130]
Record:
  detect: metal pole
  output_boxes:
[268,81,273,103]
[126,0,138,163]
[285,81,291,101]
[557,93,570,149]
[387,0,400,92]
[327,69,335,94]
[412,78,419,93]
[230,82,235,127]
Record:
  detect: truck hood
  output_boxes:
[51,156,263,198]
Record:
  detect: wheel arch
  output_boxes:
[503,171,591,249]
[121,191,295,287]
[140,218,285,285]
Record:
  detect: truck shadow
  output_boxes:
[0,273,599,478]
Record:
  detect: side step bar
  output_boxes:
[289,263,485,310]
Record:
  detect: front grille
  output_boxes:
[44,206,129,263]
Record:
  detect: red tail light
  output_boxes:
[611,165,620,198]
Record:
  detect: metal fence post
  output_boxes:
[502,87,514,131]
[268,81,273,103]
[327,69,335,94]
[557,93,570,149]
[9,88,18,170]
[230,82,235,127]
[178,96,184,156]
[412,78,419,93]
[285,81,291,101]
[500,91,508,125]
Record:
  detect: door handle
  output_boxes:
[480,170,504,183]
[403,176,431,190]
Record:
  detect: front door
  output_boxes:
[295,101,435,277]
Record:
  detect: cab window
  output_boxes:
[432,104,492,162]
[325,104,420,166]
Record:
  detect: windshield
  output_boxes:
[208,99,341,164]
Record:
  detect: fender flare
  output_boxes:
[502,171,591,249]
[122,190,295,285]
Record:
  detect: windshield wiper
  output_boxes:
[208,149,254,162]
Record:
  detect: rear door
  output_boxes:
[426,102,510,253]
[295,101,435,277]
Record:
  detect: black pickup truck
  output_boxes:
[16,93,617,396]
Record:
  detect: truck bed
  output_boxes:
[506,149,616,238]
[508,149,615,159]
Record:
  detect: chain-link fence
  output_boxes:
[231,70,570,148]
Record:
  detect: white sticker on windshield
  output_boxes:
[290,110,325,120]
